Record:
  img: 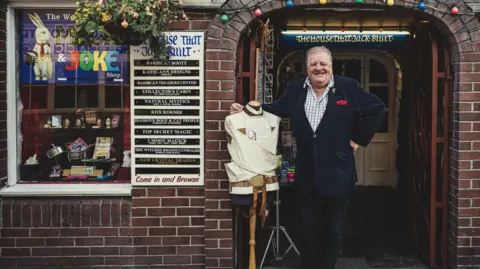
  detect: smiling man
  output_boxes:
[230,46,385,269]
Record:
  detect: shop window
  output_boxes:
[369,59,388,83]
[17,9,130,184]
[54,85,75,108]
[369,86,389,109]
[105,86,123,108]
[333,59,362,83]
[77,86,99,108]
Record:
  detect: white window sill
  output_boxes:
[0,183,132,197]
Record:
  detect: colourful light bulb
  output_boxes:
[418,0,425,10]
[452,6,459,15]
[220,14,229,23]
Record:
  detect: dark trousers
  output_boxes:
[296,193,349,269]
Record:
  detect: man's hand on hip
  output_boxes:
[230,103,244,114]
[350,140,359,152]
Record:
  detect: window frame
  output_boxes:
[1,1,131,197]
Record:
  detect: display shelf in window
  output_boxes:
[20,135,124,183]
[40,112,122,130]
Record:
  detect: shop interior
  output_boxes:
[233,6,451,269]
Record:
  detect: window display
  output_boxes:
[18,9,130,183]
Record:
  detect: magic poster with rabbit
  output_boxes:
[20,10,129,85]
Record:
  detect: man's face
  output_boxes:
[307,51,332,87]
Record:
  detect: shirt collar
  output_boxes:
[304,76,335,94]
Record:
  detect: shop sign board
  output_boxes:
[130,31,205,186]
[19,10,129,85]
[278,31,411,51]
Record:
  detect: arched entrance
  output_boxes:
[203,2,474,269]
[277,51,399,187]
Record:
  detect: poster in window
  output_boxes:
[130,32,205,186]
[19,10,129,85]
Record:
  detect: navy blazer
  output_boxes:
[263,75,385,197]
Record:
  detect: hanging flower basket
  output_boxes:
[72,0,187,59]
[103,21,145,46]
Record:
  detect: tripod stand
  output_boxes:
[260,187,300,268]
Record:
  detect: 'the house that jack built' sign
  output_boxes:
[278,30,411,51]
[130,32,205,186]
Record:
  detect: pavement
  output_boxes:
[262,257,429,269]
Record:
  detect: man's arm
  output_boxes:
[261,84,295,118]
[350,81,386,147]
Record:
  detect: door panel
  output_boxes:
[333,57,365,185]
[364,57,395,187]
[365,137,390,186]
[333,56,395,187]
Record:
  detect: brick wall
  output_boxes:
[0,9,224,269]
[203,19,238,269]
[0,190,205,269]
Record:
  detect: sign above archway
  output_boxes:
[279,30,410,50]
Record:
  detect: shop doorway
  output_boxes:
[233,19,451,269]
[277,52,398,187]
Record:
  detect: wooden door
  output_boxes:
[333,54,396,187]
[333,57,366,185]
[402,24,450,269]
[363,56,397,187]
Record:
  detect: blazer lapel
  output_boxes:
[298,82,313,133]
[315,89,336,134]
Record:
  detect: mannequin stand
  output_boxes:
[260,187,300,268]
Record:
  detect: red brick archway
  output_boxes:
[203,1,478,268]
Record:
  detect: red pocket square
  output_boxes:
[336,100,348,105]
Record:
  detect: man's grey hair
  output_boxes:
[306,46,333,64]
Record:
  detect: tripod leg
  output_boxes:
[283,244,293,256]
[280,226,300,256]
[260,227,276,269]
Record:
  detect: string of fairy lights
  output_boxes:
[219,0,474,25]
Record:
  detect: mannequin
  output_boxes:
[96,118,102,128]
[63,118,70,129]
[225,100,280,193]
[105,117,112,129]
[247,100,261,110]
[224,100,281,269]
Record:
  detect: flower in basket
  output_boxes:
[72,0,187,59]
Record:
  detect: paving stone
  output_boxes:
[262,257,428,269]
